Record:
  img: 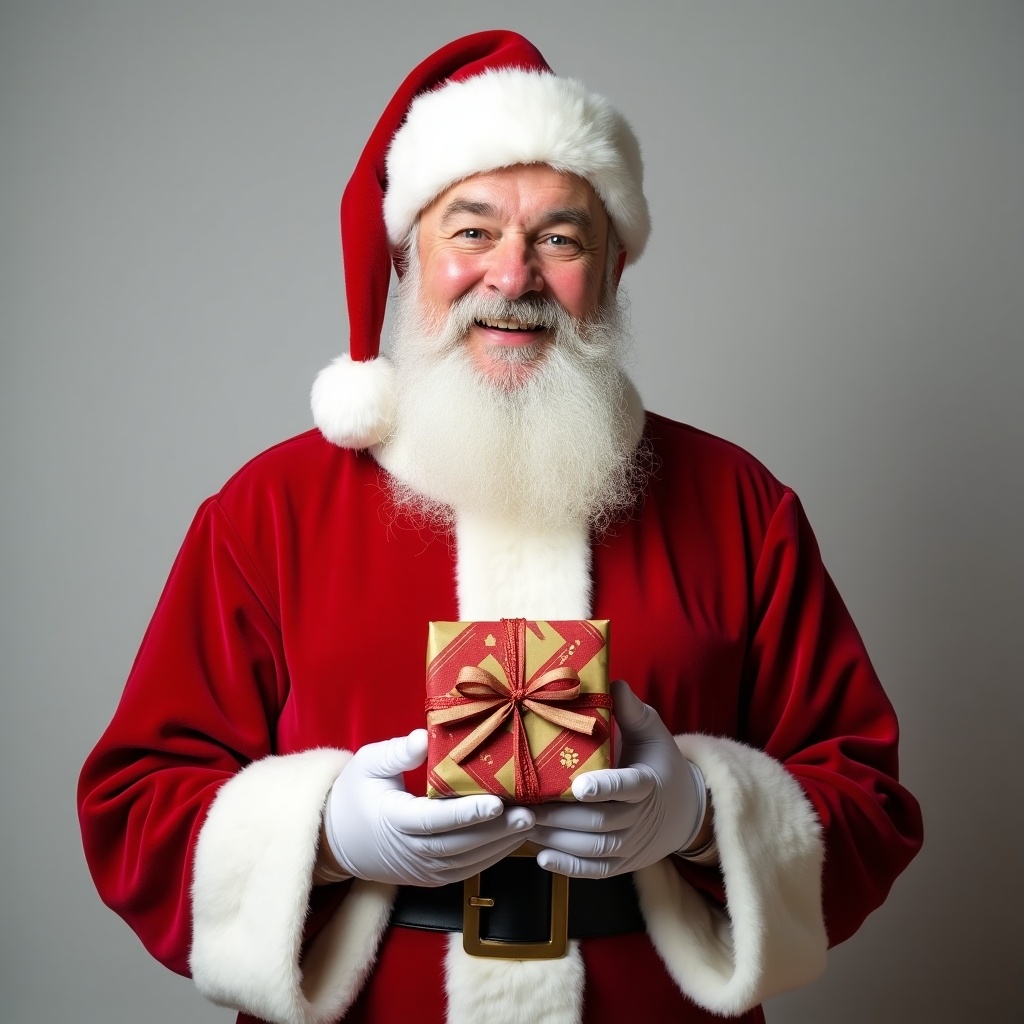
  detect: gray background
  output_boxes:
[3,2,1021,1022]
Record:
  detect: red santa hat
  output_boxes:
[311,30,651,448]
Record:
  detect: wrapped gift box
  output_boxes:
[425,618,612,803]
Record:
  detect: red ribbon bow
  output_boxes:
[425,618,611,803]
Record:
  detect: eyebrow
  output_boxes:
[439,199,500,225]
[438,200,596,233]
[543,208,595,232]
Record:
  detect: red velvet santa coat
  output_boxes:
[79,411,922,1024]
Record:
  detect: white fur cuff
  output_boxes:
[635,735,827,1016]
[190,748,393,1024]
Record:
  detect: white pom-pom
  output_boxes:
[310,355,397,448]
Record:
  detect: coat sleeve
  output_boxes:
[78,497,289,974]
[743,490,922,945]
[636,489,923,1016]
[77,497,392,1024]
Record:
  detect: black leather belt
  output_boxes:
[391,844,644,960]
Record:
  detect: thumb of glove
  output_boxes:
[611,679,665,741]
[358,728,429,780]
[610,680,708,856]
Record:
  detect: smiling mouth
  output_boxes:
[474,317,546,332]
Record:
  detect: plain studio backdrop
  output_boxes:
[2,3,1021,1022]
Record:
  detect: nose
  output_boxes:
[482,235,543,299]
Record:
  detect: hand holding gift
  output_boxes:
[323,729,534,887]
[530,680,707,878]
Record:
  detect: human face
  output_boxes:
[414,164,614,385]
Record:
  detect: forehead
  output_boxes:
[419,164,609,229]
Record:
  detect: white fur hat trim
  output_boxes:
[384,70,650,263]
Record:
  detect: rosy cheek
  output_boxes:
[547,268,600,319]
[437,255,481,297]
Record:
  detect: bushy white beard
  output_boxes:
[377,269,648,533]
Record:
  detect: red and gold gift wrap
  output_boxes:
[425,618,613,804]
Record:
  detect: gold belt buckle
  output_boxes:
[462,842,569,959]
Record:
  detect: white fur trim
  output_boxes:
[385,70,650,262]
[296,878,395,1019]
[311,355,397,449]
[190,748,393,1024]
[634,735,827,1016]
[445,935,585,1024]
[455,514,592,620]
[443,512,590,1021]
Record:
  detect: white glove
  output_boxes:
[324,728,535,886]
[530,680,706,878]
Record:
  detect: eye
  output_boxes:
[457,227,486,240]
[542,233,581,252]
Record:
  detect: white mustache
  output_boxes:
[441,294,576,345]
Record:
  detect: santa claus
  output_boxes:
[79,30,922,1024]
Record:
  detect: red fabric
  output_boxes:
[78,412,923,1016]
[341,30,550,363]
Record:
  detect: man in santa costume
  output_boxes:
[79,30,922,1024]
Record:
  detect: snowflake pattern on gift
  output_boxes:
[559,746,580,769]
